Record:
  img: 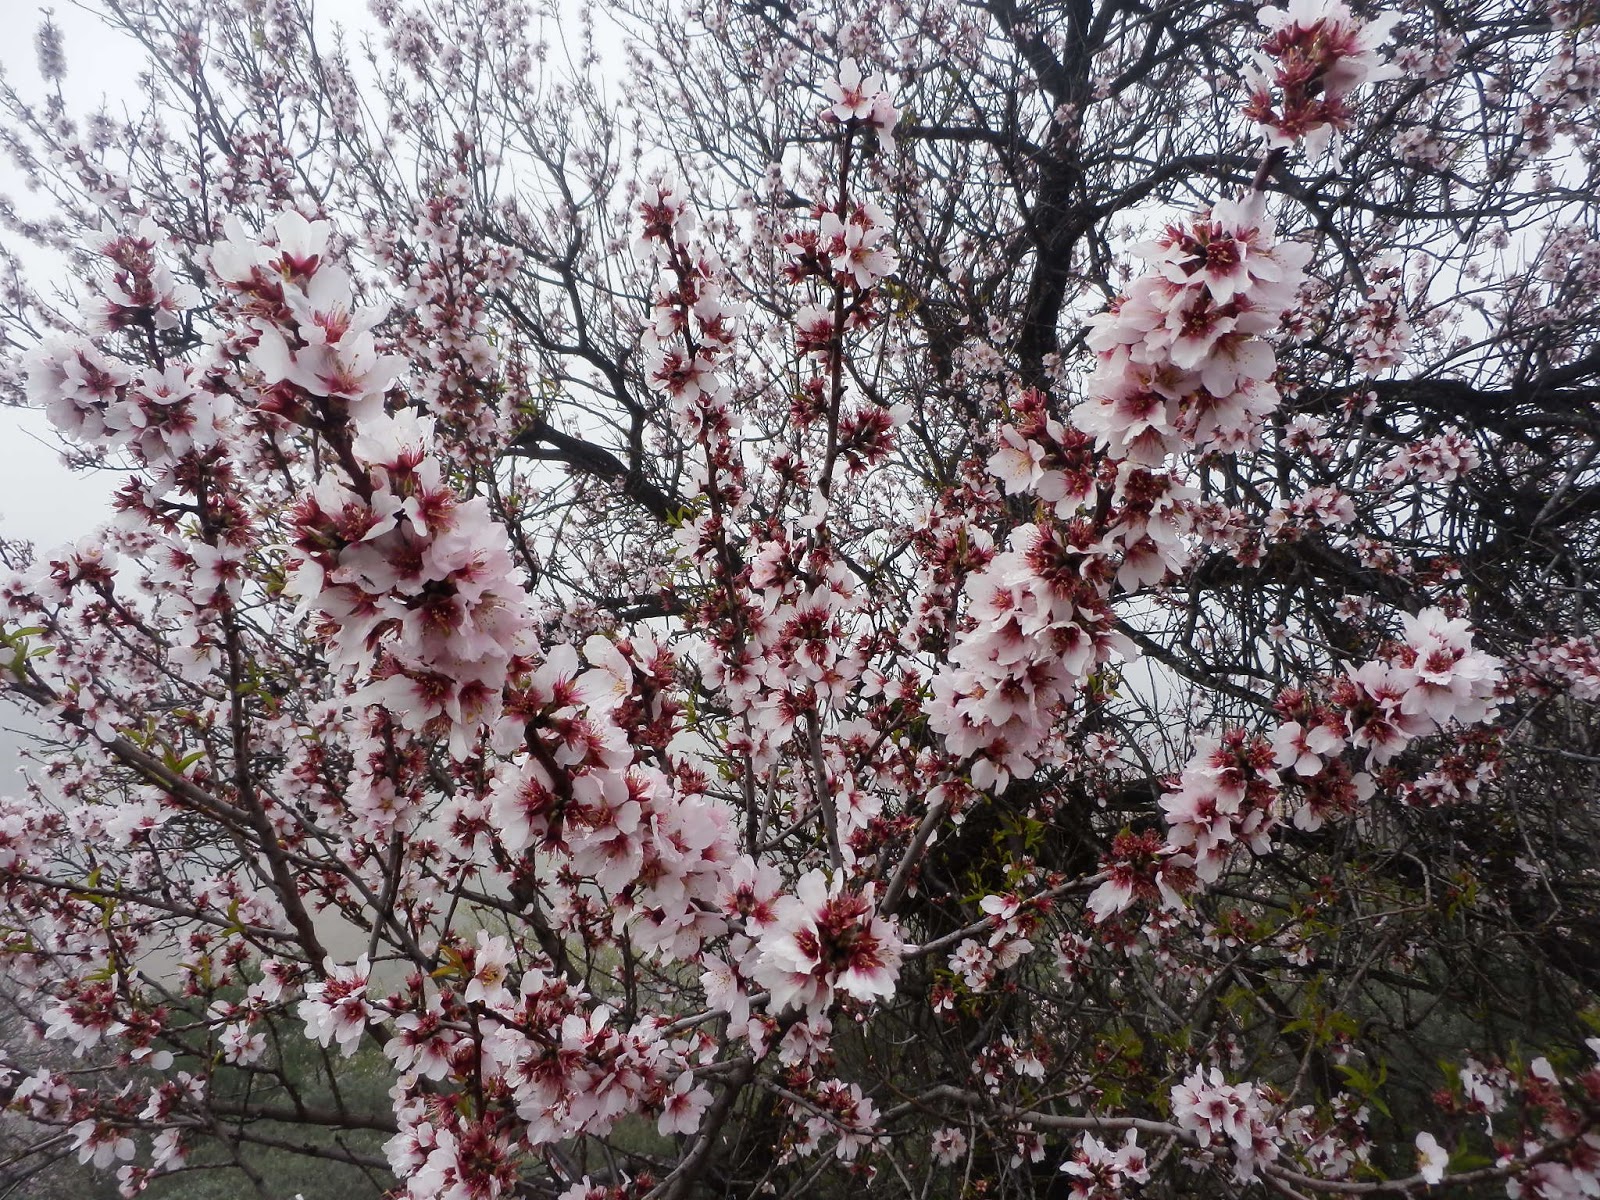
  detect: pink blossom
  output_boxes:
[297,956,374,1057]
[931,1127,968,1166]
[220,1023,267,1066]
[822,59,881,123]
[1270,720,1345,777]
[71,1121,136,1170]
[658,1071,713,1136]
[1060,1130,1150,1200]
[753,871,903,1013]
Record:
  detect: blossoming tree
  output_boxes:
[2,0,1599,1197]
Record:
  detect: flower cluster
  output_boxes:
[376,955,716,1200]
[790,1079,884,1161]
[297,955,375,1056]
[927,521,1132,791]
[26,346,231,472]
[1074,196,1312,463]
[1329,608,1502,763]
[753,870,903,1015]
[1171,1066,1283,1183]
[1159,731,1282,886]
[1059,1131,1151,1200]
[208,213,539,751]
[988,399,1099,520]
[1347,258,1413,373]
[820,58,900,151]
[811,201,900,290]
[282,408,536,753]
[1378,428,1481,485]
[1087,828,1195,921]
[1244,0,1400,154]
[83,217,202,336]
[1529,635,1600,702]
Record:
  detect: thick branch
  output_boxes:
[505,417,683,524]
